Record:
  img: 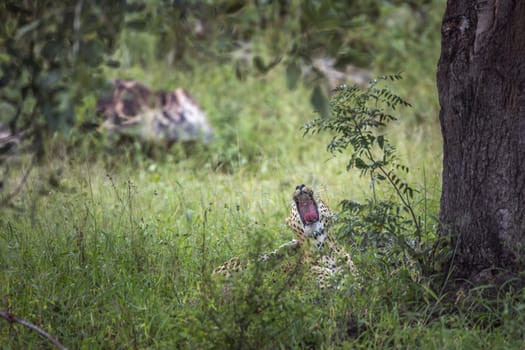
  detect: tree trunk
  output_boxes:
[437,0,525,279]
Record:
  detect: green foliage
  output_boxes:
[0,1,126,133]
[0,0,444,164]
[303,76,442,274]
[0,0,445,139]
[115,0,443,122]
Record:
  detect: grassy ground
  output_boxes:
[2,12,525,349]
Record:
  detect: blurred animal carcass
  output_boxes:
[96,79,213,145]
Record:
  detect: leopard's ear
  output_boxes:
[317,199,334,216]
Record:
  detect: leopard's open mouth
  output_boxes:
[295,189,319,225]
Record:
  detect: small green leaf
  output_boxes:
[225,1,245,14]
[286,61,301,90]
[0,71,10,88]
[38,70,62,88]
[80,39,104,67]
[310,85,330,117]
[41,40,62,61]
[355,158,367,169]
[377,135,384,149]
[106,59,121,68]
[253,56,266,72]
[235,64,245,81]
[126,19,147,30]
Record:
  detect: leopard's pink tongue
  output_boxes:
[299,200,319,223]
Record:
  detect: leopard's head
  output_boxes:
[292,184,327,248]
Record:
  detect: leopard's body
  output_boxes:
[213,184,356,289]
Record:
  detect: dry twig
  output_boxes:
[0,310,68,350]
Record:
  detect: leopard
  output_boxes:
[213,184,356,289]
[285,184,357,289]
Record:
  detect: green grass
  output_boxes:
[2,28,525,349]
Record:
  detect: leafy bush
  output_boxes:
[304,75,442,274]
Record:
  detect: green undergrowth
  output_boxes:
[1,57,525,350]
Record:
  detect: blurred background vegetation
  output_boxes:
[0,0,445,210]
[0,0,441,155]
[4,1,522,349]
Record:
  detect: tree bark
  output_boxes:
[437,0,525,279]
